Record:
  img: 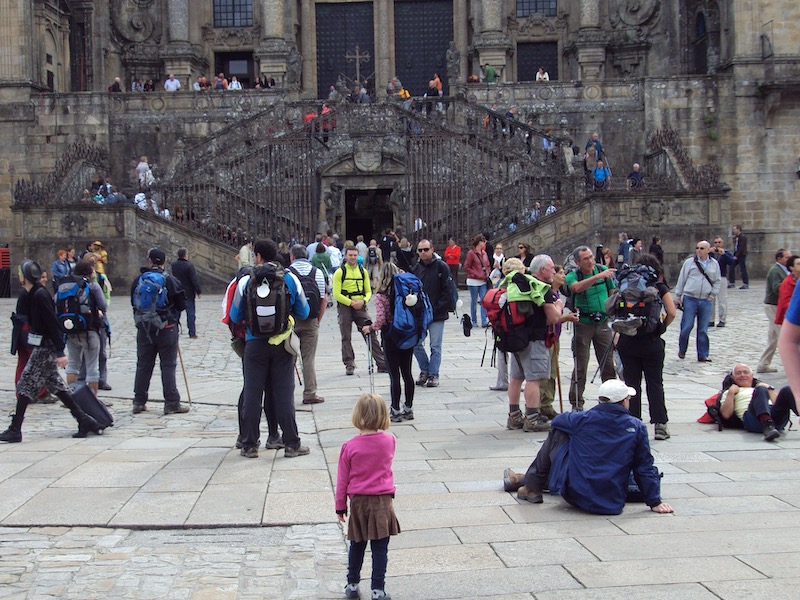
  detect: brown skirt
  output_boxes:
[347,495,401,542]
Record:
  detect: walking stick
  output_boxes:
[176,340,192,406]
[590,326,616,384]
[555,339,563,413]
[364,320,375,394]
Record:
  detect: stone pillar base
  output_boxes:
[255,40,290,88]
[161,43,208,89]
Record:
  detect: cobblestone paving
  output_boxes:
[0,282,798,599]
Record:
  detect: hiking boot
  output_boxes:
[415,372,428,386]
[506,409,525,430]
[571,402,585,412]
[73,413,101,438]
[345,366,355,376]
[740,284,749,289]
[503,468,523,492]
[489,385,508,391]
[240,447,259,458]
[344,583,360,599]
[98,382,112,391]
[762,420,780,442]
[164,403,190,415]
[523,413,551,432]
[132,403,147,414]
[390,408,404,423]
[0,421,22,443]
[757,366,778,374]
[400,406,414,421]
[235,438,243,449]
[302,396,325,404]
[517,486,543,504]
[265,435,285,449]
[539,406,559,420]
[425,376,439,388]
[654,423,671,440]
[284,444,310,458]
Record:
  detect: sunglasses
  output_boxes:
[417,247,431,253]
[696,246,708,250]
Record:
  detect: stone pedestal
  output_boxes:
[472,0,512,81]
[255,0,290,87]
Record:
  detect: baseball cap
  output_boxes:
[597,379,636,403]
[148,247,166,265]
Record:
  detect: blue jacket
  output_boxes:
[548,403,662,515]
[229,267,308,341]
[712,250,735,279]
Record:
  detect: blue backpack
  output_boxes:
[387,273,433,350]
[133,271,168,330]
[56,275,97,334]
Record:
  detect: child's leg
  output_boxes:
[347,540,368,585]
[369,537,390,592]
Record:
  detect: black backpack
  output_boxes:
[605,264,663,336]
[367,246,379,265]
[246,262,291,337]
[288,265,321,320]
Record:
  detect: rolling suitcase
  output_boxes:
[70,383,113,431]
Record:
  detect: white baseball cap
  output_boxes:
[597,379,636,403]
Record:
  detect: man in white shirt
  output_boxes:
[164,74,181,92]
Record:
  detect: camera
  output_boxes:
[589,311,605,323]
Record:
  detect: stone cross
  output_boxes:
[345,45,370,85]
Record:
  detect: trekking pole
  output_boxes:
[590,326,616,384]
[555,339,563,413]
[364,320,375,394]
[176,340,192,406]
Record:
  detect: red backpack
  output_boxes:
[482,288,531,352]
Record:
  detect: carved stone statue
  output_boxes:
[286,47,303,88]
[323,182,344,232]
[446,41,462,83]
[389,181,409,232]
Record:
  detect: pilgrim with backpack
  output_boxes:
[610,254,677,441]
[57,259,107,397]
[130,247,188,416]
[363,263,433,422]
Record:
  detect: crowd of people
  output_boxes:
[5,224,800,600]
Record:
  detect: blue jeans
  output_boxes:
[185,298,197,337]
[469,283,488,326]
[678,295,712,359]
[414,319,444,378]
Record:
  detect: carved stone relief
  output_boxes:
[110,0,160,45]
[202,23,262,48]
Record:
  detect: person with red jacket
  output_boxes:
[463,234,491,328]
[443,237,461,289]
[776,255,800,325]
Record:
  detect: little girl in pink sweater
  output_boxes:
[336,393,400,600]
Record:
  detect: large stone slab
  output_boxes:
[536,583,719,600]
[388,544,504,576]
[185,483,267,526]
[49,461,163,488]
[3,487,137,526]
[109,491,200,527]
[492,538,598,567]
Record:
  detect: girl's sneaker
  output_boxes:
[344,583,359,598]
[400,405,414,421]
[372,590,391,600]
[390,408,404,423]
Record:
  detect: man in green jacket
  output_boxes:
[757,248,790,373]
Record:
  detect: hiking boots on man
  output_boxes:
[517,485,544,504]
[523,413,551,432]
[284,444,310,458]
[425,376,439,387]
[164,403,190,415]
[132,403,147,414]
[506,410,525,430]
[654,423,671,440]
[240,447,258,458]
[503,468,523,492]
[762,420,780,442]
[265,435,285,449]
[539,406,559,420]
[415,372,428,386]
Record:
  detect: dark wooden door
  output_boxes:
[316,2,376,99]
[394,0,454,97]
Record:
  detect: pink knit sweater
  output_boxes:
[335,432,396,512]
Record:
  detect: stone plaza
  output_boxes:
[1,281,799,599]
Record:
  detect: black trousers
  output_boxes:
[618,337,667,424]
[382,334,415,411]
[523,428,569,492]
[133,326,180,405]
[240,338,300,450]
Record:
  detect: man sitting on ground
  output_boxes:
[502,379,674,515]
[717,363,797,441]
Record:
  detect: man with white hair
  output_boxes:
[626,163,643,191]
[502,379,673,515]
[674,240,721,362]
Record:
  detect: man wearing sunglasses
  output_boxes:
[674,241,721,362]
[411,240,457,388]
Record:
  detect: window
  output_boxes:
[516,0,557,18]
[213,0,253,28]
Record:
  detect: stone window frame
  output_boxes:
[213,0,254,28]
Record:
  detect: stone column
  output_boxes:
[575,0,606,81]
[162,0,193,87]
[300,0,315,94]
[0,0,33,98]
[474,0,512,82]
[255,0,290,88]
[374,0,393,97]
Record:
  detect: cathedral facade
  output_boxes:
[0,1,798,278]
